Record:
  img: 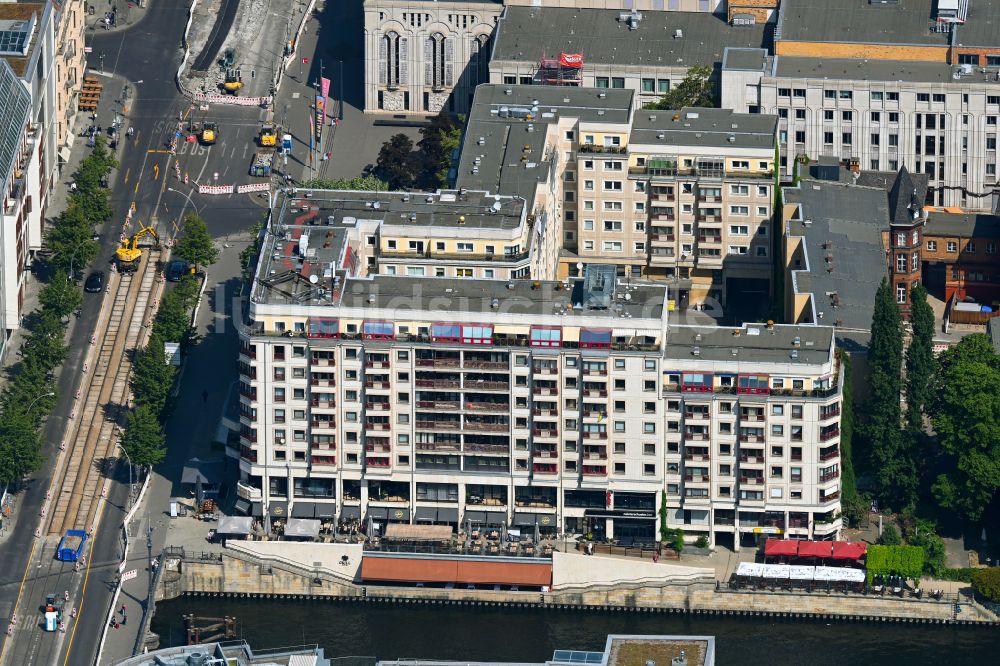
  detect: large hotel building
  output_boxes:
[235,84,843,549]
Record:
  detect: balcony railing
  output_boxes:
[465,401,507,412]
[415,379,461,389]
[820,428,840,442]
[819,471,841,483]
[415,420,460,430]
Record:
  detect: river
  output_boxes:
[151,597,999,665]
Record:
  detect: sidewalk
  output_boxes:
[85,0,150,33]
[97,239,249,663]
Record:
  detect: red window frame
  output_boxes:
[681,372,714,393]
[530,326,562,348]
[737,374,770,395]
[307,317,339,339]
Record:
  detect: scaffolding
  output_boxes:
[538,52,583,86]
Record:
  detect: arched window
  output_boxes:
[380,31,406,88]
[425,32,452,90]
[472,34,490,86]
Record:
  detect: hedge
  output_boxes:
[971,567,1000,602]
[865,544,925,582]
[937,568,977,583]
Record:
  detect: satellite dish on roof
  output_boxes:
[491,201,502,212]
[309,274,319,284]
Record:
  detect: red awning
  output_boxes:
[764,539,798,557]
[797,540,833,558]
[831,541,868,560]
[360,556,552,587]
[559,53,583,68]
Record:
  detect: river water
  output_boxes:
[151,597,999,665]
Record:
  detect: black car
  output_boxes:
[84,271,104,293]
[165,260,190,282]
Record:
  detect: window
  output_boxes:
[596,76,609,88]
[795,109,806,120]
[641,78,655,93]
[729,205,749,216]
[603,180,622,191]
[896,283,907,304]
[778,87,791,97]
[793,88,806,98]
[839,90,852,99]
[823,109,834,121]
[987,242,997,254]
[933,93,945,103]
[917,93,930,102]
[824,90,836,99]
[729,225,749,235]
[947,241,957,252]
[842,132,852,145]
[603,160,623,171]
[887,92,899,102]
[611,77,625,89]
[823,131,834,145]
[658,79,670,93]
[603,220,623,231]
[730,184,749,196]
[965,241,976,253]
[794,130,806,143]
[927,240,937,251]
[603,241,622,252]
[871,91,883,102]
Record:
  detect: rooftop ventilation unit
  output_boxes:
[619,10,643,30]
[674,29,684,39]
[692,346,701,356]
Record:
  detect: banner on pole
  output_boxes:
[315,96,325,142]
[320,77,331,101]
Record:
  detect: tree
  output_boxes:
[119,405,167,469]
[300,176,389,190]
[21,310,69,371]
[972,567,1000,602]
[46,205,100,275]
[38,272,82,320]
[643,66,714,110]
[877,524,902,545]
[152,289,193,344]
[904,283,935,434]
[0,414,44,484]
[416,114,463,189]
[174,213,218,270]
[929,334,1000,521]
[131,333,176,419]
[865,278,915,509]
[375,133,418,189]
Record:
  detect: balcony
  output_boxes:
[365,402,390,412]
[583,388,608,397]
[684,432,709,441]
[683,475,710,483]
[465,401,508,412]
[820,427,840,442]
[416,400,461,410]
[533,463,558,474]
[582,367,608,377]
[820,448,840,461]
[583,451,607,460]
[415,420,460,430]
[310,355,335,367]
[365,442,392,453]
[683,452,710,461]
[738,433,764,443]
[463,380,510,391]
[310,398,335,408]
[464,360,509,370]
[532,386,558,396]
[583,431,607,440]
[416,358,461,368]
[684,411,709,420]
[310,455,337,466]
[739,476,764,485]
[582,466,607,476]
[650,233,676,243]
[309,378,336,387]
[820,491,841,503]
[366,457,391,468]
[365,360,390,369]
[239,445,258,463]
[414,379,459,391]
[532,448,558,459]
[532,408,558,417]
[740,412,765,422]
[532,366,558,376]
[240,345,257,360]
[367,422,391,431]
[820,407,841,421]
[819,471,840,483]
[738,454,764,463]
[310,420,336,429]
[532,428,558,438]
[578,143,626,154]
[416,443,461,452]
[695,215,723,223]
[651,192,675,202]
[364,379,390,389]
[464,443,509,455]
[465,421,508,433]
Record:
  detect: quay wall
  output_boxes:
[158,548,996,625]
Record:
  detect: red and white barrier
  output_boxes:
[192,93,272,107]
[198,184,234,195]
[236,183,271,193]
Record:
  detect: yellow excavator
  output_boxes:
[258,122,277,147]
[200,122,218,145]
[116,223,159,272]
[222,69,243,95]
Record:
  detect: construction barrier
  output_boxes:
[192,93,272,107]
[236,183,271,193]
[198,184,234,195]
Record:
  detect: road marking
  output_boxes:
[0,540,37,663]
[123,168,130,185]
[153,164,159,180]
[134,181,139,194]
[61,498,106,666]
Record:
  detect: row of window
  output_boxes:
[926,239,996,254]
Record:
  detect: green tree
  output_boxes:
[300,176,389,190]
[375,133,418,190]
[929,334,1000,521]
[239,221,265,282]
[906,518,946,576]
[174,213,218,270]
[972,567,1000,602]
[152,289,193,344]
[877,524,902,545]
[119,405,167,469]
[905,283,935,434]
[46,206,100,275]
[21,311,69,371]
[416,114,463,189]
[38,272,82,320]
[131,333,177,418]
[643,66,714,110]
[0,414,44,484]
[865,277,915,509]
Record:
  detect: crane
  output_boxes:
[115,222,159,272]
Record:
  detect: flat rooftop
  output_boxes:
[722,47,768,72]
[629,107,776,151]
[924,210,1000,239]
[777,0,1000,49]
[0,3,43,77]
[333,275,666,324]
[784,179,890,331]
[493,6,768,68]
[772,55,996,86]
[456,85,633,198]
[665,323,833,365]
[112,641,329,666]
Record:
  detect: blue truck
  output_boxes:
[56,529,87,562]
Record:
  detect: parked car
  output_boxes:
[165,260,190,282]
[84,271,104,293]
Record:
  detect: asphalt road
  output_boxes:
[0,1,273,663]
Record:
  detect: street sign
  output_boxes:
[302,57,309,64]
[84,46,93,54]
[122,569,138,582]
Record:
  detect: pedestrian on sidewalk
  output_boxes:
[121,603,127,615]
[122,614,127,626]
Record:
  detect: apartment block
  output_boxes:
[54,0,86,157]
[0,2,59,350]
[236,183,843,547]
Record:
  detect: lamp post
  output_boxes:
[26,391,55,416]
[167,186,204,217]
